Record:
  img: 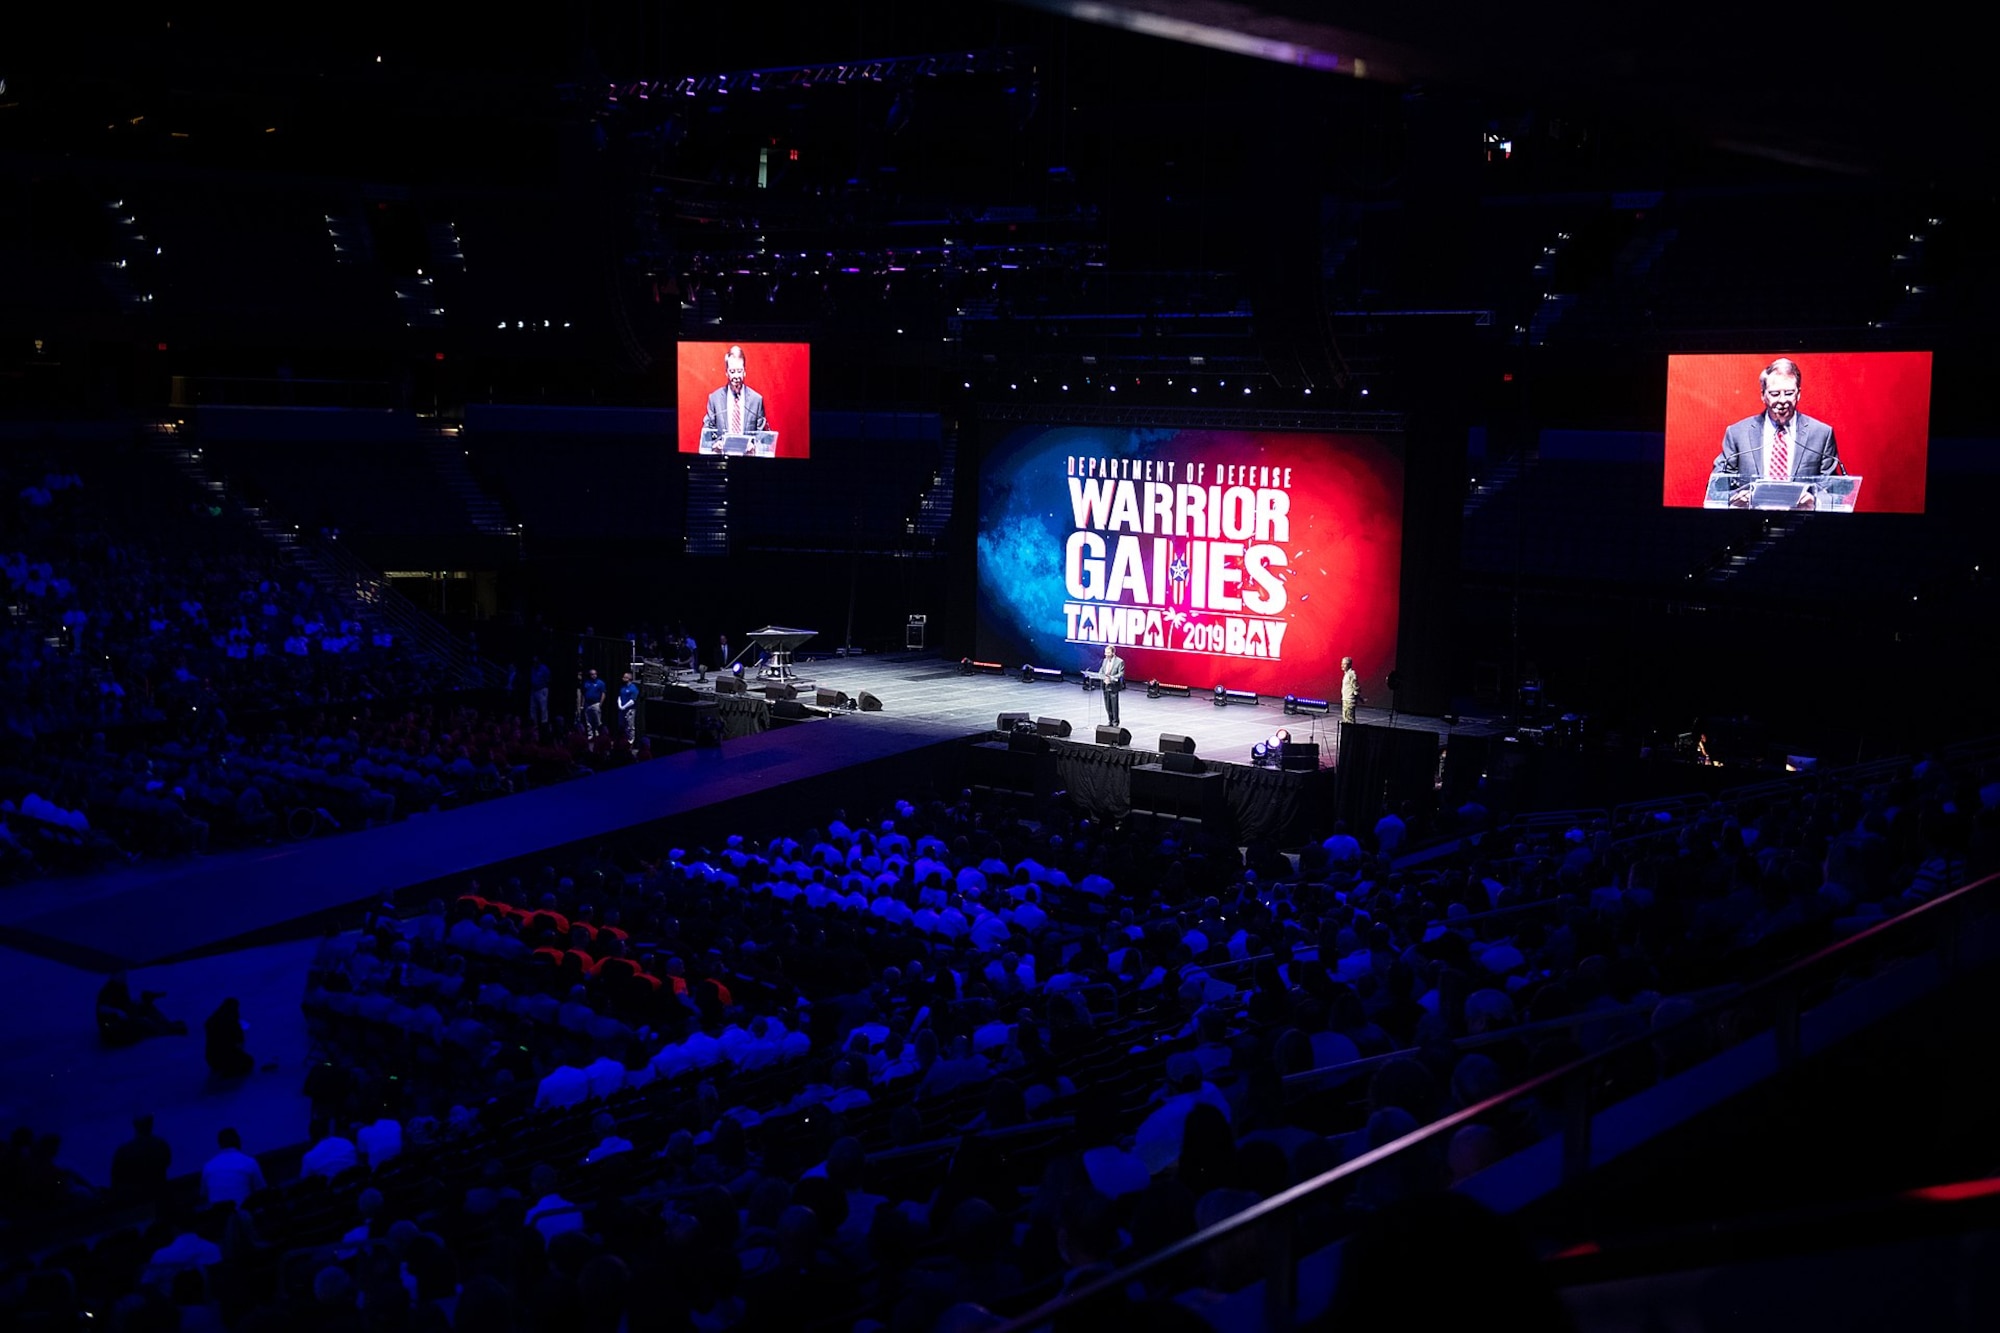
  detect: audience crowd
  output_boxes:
[5,741,1994,1331]
[2,444,650,880]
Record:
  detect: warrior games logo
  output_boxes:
[976,425,1404,697]
[1063,454,1295,660]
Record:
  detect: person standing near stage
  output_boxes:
[529,657,551,729]
[1100,644,1126,727]
[618,671,639,749]
[1341,657,1361,724]
[581,669,607,740]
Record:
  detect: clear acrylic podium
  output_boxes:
[704,430,779,457]
[1703,471,1862,512]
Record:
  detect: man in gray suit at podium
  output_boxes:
[701,345,768,448]
[1712,357,1840,505]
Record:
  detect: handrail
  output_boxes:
[1280,985,1737,1089]
[1499,807,1609,834]
[1424,893,1581,933]
[994,867,2000,1332]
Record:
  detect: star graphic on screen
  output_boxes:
[1168,549,1190,603]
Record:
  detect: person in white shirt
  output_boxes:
[583,1054,627,1099]
[1374,806,1407,857]
[356,1118,402,1169]
[301,1132,358,1180]
[581,1112,634,1164]
[144,1231,224,1285]
[525,1164,585,1240]
[200,1128,266,1207]
[536,1064,591,1110]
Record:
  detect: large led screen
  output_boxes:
[676,340,812,457]
[976,425,1403,698]
[1662,352,1931,512]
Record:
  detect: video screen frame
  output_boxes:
[1661,351,1933,514]
[675,340,812,458]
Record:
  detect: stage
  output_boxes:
[695,650,1484,763]
[0,654,1494,973]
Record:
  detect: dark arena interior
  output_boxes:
[6,4,2000,1329]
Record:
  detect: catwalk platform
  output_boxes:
[0,653,1494,972]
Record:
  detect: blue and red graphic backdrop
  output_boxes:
[976,425,1404,699]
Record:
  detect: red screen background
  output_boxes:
[1661,351,1932,512]
[676,341,812,458]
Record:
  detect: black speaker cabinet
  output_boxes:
[1095,725,1132,747]
[1279,742,1321,772]
[997,712,1031,732]
[1158,732,1198,754]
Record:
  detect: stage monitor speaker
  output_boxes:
[763,682,798,702]
[1163,752,1205,775]
[1096,725,1132,747]
[1008,730,1051,753]
[1158,732,1197,754]
[1279,742,1321,772]
[859,691,882,712]
[816,688,850,709]
[1036,717,1072,739]
[772,700,811,720]
[997,712,1031,733]
[713,676,744,696]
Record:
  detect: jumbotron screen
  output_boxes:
[1661,351,1932,513]
[675,340,812,458]
[976,424,1403,698]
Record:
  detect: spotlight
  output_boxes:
[1020,664,1065,683]
[1283,694,1330,716]
[1214,686,1258,708]
[1147,680,1192,699]
[1250,727,1293,767]
[960,658,1005,676]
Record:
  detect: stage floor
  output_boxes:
[744,651,1489,764]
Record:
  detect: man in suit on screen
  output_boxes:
[701,346,768,451]
[1713,357,1840,506]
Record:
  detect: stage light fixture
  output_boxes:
[1283,694,1330,716]
[1214,686,1258,708]
[1147,680,1192,699]
[1021,664,1066,683]
[961,657,1005,676]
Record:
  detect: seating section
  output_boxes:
[727,427,942,550]
[1460,460,1725,588]
[199,438,471,541]
[9,738,1994,1328]
[0,437,642,880]
[469,436,688,544]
